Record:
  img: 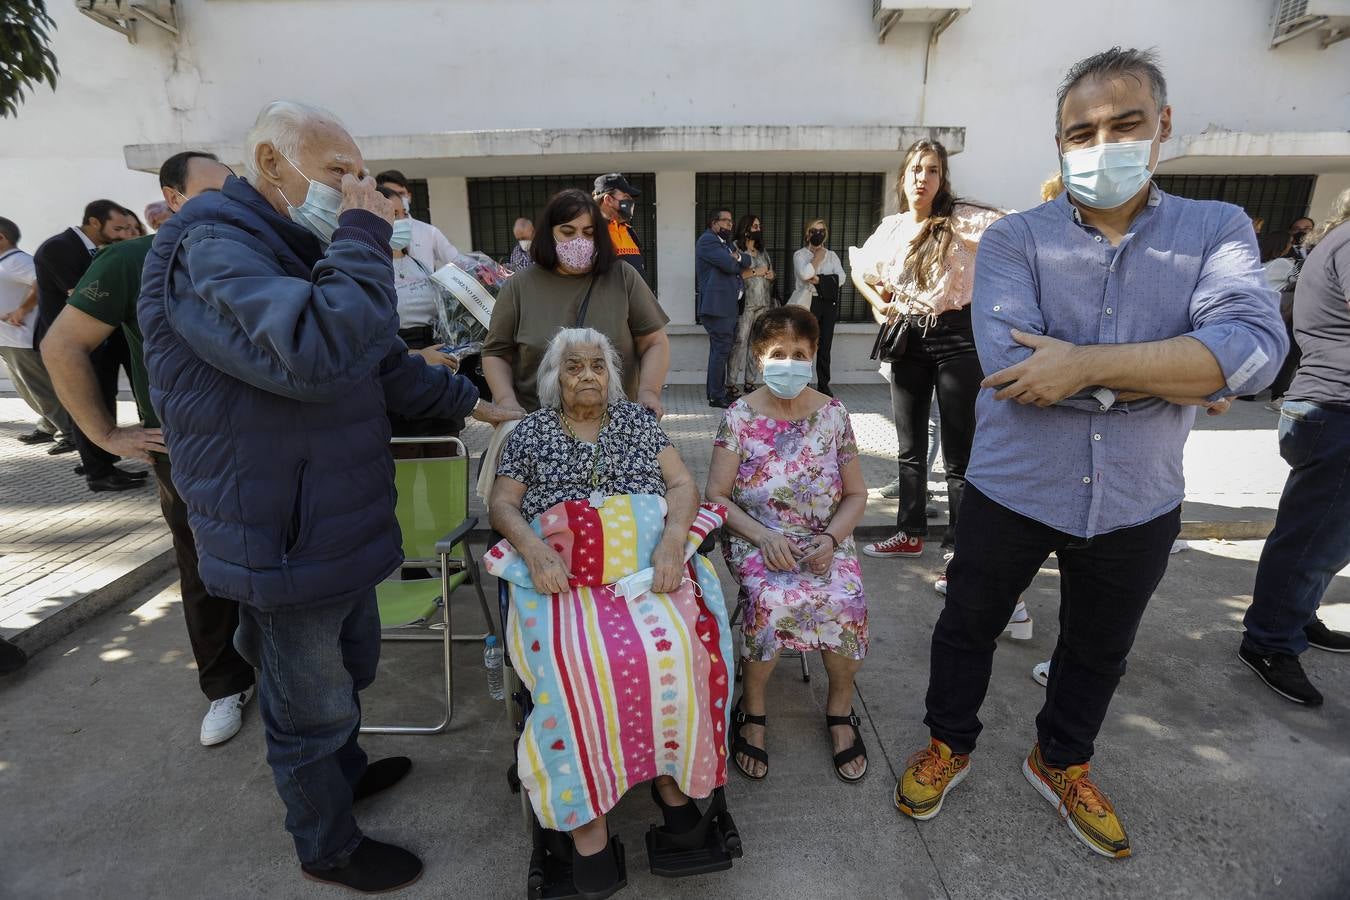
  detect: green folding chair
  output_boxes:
[361,436,496,735]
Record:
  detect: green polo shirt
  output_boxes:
[66,234,156,427]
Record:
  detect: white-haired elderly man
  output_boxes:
[138,100,519,893]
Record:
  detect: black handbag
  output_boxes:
[869,314,910,362]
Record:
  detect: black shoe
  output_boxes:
[1305,618,1350,653]
[571,839,625,900]
[47,438,77,455]
[650,780,702,834]
[110,465,149,481]
[301,837,423,894]
[1238,643,1323,706]
[354,756,412,804]
[87,472,146,493]
[879,478,901,499]
[708,398,732,409]
[0,637,28,676]
[16,430,55,445]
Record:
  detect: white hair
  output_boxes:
[242,100,347,183]
[536,328,626,411]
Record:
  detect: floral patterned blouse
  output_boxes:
[496,401,671,521]
[851,202,1005,316]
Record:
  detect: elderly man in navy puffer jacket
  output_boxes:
[139,101,518,894]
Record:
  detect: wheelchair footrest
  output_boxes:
[645,788,743,879]
[527,830,626,900]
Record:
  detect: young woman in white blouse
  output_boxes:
[790,218,846,396]
[851,141,1005,573]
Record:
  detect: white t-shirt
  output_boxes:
[393,254,442,329]
[0,249,37,349]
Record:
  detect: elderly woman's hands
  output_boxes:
[797,535,835,577]
[650,537,685,594]
[756,530,802,572]
[522,540,572,595]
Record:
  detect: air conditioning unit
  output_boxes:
[76,0,178,44]
[873,1,972,43]
[1270,0,1350,48]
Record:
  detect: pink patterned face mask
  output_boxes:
[555,235,595,272]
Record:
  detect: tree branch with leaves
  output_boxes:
[0,1,60,119]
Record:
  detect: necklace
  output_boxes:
[559,409,610,508]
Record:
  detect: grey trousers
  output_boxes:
[0,346,71,438]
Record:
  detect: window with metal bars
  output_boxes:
[466,174,657,283]
[407,179,430,225]
[1153,173,1316,261]
[694,172,885,322]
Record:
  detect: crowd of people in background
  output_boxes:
[1,42,1348,898]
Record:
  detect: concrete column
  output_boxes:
[426,176,473,251]
[655,171,697,326]
[1309,172,1350,224]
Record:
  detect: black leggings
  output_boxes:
[888,307,982,546]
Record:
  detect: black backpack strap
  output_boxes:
[574,274,598,328]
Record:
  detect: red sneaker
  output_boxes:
[863,531,924,558]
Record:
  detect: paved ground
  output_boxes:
[2,541,1347,899]
[0,397,167,645]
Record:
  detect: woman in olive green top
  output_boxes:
[483,189,671,417]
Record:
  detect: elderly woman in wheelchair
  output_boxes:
[486,327,740,899]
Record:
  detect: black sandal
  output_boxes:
[826,710,868,783]
[731,702,769,780]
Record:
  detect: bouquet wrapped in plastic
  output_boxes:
[428,251,513,357]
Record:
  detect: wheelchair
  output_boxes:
[494,538,744,899]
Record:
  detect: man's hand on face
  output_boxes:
[339,174,396,224]
[982,329,1092,407]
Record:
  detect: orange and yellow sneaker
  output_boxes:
[1022,744,1131,859]
[894,738,970,820]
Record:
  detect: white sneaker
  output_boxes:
[1031,660,1051,687]
[1170,539,1188,555]
[201,688,253,746]
[1002,600,1033,641]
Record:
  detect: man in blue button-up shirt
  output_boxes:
[895,49,1286,860]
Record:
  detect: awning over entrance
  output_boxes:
[1158,131,1350,175]
[124,124,965,175]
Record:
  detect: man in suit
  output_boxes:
[696,207,751,408]
[33,201,142,490]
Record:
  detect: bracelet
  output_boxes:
[821,533,838,550]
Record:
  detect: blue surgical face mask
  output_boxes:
[1059,121,1161,210]
[761,358,814,399]
[278,153,343,243]
[390,218,413,251]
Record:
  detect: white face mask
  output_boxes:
[278,153,342,243]
[518,239,532,251]
[1059,121,1161,210]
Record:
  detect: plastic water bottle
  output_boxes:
[484,635,505,701]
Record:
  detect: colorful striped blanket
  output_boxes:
[485,494,733,831]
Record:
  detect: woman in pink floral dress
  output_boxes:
[705,305,870,784]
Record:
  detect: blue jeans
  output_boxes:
[703,315,736,402]
[1244,401,1350,656]
[234,590,380,867]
